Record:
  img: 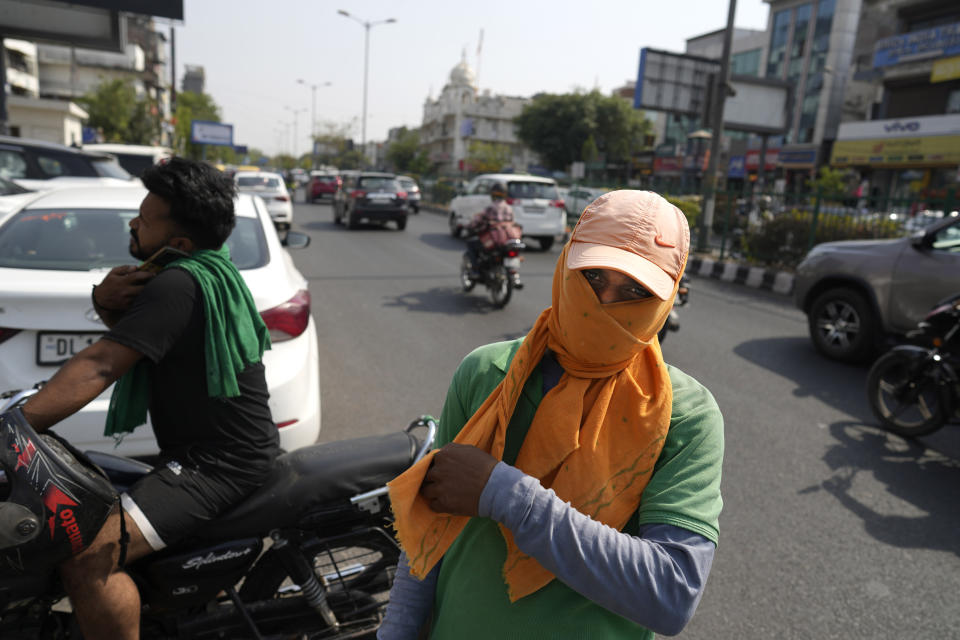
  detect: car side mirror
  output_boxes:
[282,231,311,249]
[910,232,932,250]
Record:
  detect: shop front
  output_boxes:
[830,114,960,201]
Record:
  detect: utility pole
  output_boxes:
[696,0,737,253]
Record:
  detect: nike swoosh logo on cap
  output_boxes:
[654,234,675,248]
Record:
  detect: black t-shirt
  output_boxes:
[104,268,279,477]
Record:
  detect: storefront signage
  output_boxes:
[873,21,960,68]
[836,114,960,141]
[653,157,684,175]
[931,55,960,83]
[778,149,818,168]
[830,135,960,167]
[745,149,779,171]
[728,155,746,179]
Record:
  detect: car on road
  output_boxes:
[561,186,607,226]
[333,171,409,230]
[308,171,341,202]
[0,135,133,190]
[234,170,293,230]
[396,175,421,213]
[82,143,172,177]
[448,173,566,250]
[794,213,960,362]
[0,186,321,457]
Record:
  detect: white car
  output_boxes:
[563,186,607,223]
[234,171,293,230]
[0,187,321,456]
[448,173,566,251]
[82,143,173,178]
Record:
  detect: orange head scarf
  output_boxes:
[388,190,690,601]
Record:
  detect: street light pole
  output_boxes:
[297,79,331,167]
[284,106,306,160]
[337,10,396,152]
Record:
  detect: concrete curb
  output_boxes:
[688,256,795,296]
[422,204,795,297]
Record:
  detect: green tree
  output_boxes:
[173,91,222,160]
[467,141,510,174]
[515,91,651,173]
[807,167,853,196]
[79,78,159,144]
[386,127,431,176]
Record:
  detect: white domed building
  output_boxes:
[420,56,540,175]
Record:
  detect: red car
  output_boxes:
[309,172,341,202]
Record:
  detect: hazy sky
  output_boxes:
[172,1,771,156]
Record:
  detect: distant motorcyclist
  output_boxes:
[464,182,523,289]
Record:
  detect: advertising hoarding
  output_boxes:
[190,120,234,147]
[831,135,960,167]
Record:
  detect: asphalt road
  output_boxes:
[288,197,960,638]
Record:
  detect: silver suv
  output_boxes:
[794,214,960,362]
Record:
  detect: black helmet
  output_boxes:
[490,182,508,199]
[0,408,117,569]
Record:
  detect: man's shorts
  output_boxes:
[121,458,257,551]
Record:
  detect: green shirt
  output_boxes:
[429,339,724,639]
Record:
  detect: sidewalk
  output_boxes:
[420,203,795,297]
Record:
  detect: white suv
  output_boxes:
[448,173,566,250]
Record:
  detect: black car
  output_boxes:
[0,135,131,190]
[333,172,409,230]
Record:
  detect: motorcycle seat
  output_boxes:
[194,430,420,539]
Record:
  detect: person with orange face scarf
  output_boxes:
[379,191,724,639]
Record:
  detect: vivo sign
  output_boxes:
[837,114,960,141]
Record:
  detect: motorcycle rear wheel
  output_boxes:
[239,530,400,639]
[489,264,513,308]
[460,255,475,292]
[867,350,947,437]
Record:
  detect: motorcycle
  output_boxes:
[657,276,690,344]
[866,293,960,437]
[0,385,435,639]
[460,222,525,309]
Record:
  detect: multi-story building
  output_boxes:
[33,14,170,145]
[831,0,960,200]
[181,65,205,94]
[420,57,538,175]
[3,39,88,144]
[759,0,863,186]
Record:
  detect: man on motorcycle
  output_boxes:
[20,157,277,640]
[464,181,523,289]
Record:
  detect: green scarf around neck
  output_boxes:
[104,244,271,439]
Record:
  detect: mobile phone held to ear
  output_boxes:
[138,246,189,273]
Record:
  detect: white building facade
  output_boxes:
[420,58,539,175]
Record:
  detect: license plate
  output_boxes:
[523,206,545,214]
[37,332,103,365]
[369,193,392,201]
[504,257,521,268]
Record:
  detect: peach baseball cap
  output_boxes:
[566,190,690,300]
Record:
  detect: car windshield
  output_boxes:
[508,181,559,200]
[90,157,132,180]
[0,208,266,271]
[358,177,398,191]
[237,176,281,189]
[398,178,416,189]
[315,175,336,183]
